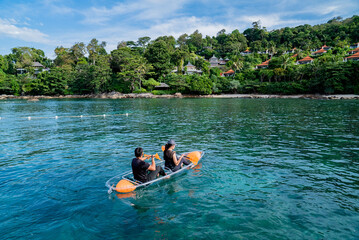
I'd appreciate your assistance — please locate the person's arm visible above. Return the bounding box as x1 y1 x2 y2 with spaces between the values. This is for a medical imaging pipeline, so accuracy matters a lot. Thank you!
147 155 156 171
173 152 184 166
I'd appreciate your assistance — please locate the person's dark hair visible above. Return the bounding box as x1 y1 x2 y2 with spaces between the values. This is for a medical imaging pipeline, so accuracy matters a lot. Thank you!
164 143 173 151
135 147 143 157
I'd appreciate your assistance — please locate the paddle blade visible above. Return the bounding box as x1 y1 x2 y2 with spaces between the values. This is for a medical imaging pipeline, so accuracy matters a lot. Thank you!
161 145 165 151
115 179 136 193
185 151 202 165
154 153 161 161
144 153 161 161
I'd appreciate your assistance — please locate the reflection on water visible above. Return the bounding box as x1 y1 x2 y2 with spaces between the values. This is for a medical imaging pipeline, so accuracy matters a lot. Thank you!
0 98 359 239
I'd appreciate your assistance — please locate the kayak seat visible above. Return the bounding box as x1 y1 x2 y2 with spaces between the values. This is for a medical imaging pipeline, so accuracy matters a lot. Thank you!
124 176 143 184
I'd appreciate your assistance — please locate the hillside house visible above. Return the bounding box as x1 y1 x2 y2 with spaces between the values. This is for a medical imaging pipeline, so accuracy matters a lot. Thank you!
184 62 202 75
348 47 359 55
297 56 314 64
257 49 269 54
221 69 235 77
218 58 227 65
240 49 252 56
313 48 327 55
291 54 298 59
256 59 271 69
322 45 331 51
209 55 219 67
350 43 359 49
16 62 48 75
344 52 359 61
154 82 170 90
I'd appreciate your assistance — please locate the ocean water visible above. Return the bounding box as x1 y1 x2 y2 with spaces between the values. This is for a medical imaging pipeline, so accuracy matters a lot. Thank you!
0 98 358 239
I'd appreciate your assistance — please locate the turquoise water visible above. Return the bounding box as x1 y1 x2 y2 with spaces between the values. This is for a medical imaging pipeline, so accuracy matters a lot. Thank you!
0 98 358 239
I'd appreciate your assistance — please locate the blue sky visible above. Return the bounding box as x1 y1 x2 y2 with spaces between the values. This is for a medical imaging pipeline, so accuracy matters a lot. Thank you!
0 0 358 58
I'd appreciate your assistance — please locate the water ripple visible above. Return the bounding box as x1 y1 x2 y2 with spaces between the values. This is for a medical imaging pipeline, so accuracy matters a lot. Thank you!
1 99 359 239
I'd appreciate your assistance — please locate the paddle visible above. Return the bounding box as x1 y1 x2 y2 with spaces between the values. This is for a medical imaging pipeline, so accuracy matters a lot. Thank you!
144 153 162 161
161 145 199 165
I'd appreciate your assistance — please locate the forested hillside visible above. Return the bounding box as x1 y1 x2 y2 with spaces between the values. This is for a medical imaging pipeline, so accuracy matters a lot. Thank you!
1 15 359 95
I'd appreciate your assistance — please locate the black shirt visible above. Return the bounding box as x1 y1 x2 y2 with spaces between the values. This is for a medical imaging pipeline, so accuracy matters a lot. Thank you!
164 150 176 170
132 158 150 183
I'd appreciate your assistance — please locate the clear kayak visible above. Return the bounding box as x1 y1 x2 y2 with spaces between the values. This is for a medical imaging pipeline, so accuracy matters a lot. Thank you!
106 151 204 194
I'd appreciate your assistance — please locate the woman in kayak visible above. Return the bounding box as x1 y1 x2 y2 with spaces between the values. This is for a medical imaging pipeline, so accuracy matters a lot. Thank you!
132 147 166 183
163 139 190 172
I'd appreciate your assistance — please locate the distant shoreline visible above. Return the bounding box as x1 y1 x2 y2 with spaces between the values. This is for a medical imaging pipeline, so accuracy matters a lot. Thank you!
1 92 359 100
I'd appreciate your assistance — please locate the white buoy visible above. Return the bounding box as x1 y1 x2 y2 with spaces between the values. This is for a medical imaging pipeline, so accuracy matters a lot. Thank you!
103 114 106 118
55 116 58 119
0 117 2 120
126 113 129 116
80 115 83 118
28 116 31 120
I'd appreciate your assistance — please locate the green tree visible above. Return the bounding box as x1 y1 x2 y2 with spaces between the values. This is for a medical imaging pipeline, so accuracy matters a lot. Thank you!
111 47 153 91
144 40 173 78
87 38 107 65
142 78 160 91
70 42 87 63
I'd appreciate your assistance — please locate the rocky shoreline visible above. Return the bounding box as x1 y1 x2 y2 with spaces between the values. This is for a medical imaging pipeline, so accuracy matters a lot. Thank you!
0 92 358 100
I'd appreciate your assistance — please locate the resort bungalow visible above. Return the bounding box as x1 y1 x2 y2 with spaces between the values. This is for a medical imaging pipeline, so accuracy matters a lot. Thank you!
16 68 26 75
240 49 252 56
350 43 359 49
344 52 359 62
257 49 269 54
218 58 227 65
297 56 314 64
256 59 271 69
322 45 331 51
312 48 327 55
312 45 331 55
32 62 46 75
184 62 202 75
348 47 359 55
16 61 48 75
221 69 235 77
154 82 170 90
209 55 219 68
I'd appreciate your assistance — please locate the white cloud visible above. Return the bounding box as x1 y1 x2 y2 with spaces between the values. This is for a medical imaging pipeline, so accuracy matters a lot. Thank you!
236 14 305 29
0 18 50 44
81 0 190 25
141 16 230 38
41 0 74 14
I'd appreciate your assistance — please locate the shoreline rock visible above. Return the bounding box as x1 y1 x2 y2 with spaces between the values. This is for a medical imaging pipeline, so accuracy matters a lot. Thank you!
0 92 358 100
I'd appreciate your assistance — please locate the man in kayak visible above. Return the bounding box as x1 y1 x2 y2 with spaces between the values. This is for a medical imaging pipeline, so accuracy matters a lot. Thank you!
132 147 166 183
163 139 190 172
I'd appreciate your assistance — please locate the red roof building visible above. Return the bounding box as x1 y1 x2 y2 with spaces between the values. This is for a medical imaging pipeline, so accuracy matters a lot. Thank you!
348 47 359 54
313 48 327 55
241 49 252 56
297 56 314 64
322 45 330 50
256 59 271 69
345 52 359 61
222 69 235 77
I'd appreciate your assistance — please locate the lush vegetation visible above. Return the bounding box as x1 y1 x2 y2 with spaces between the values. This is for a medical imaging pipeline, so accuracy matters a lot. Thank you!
1 16 359 96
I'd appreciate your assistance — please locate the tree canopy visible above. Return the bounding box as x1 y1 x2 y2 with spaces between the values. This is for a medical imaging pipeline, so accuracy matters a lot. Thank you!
0 15 359 96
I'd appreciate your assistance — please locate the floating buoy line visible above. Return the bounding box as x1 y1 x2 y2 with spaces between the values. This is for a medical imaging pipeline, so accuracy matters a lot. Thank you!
0 113 129 121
